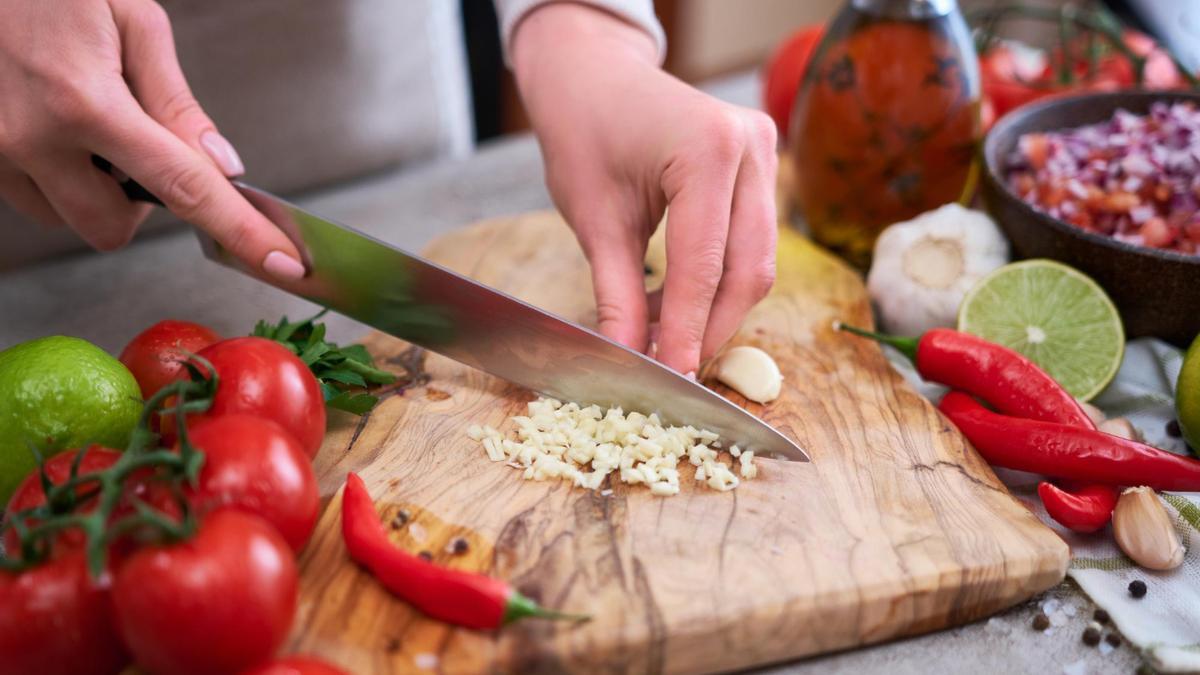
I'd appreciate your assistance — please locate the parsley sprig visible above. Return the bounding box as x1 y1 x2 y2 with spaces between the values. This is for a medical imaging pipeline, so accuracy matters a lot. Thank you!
252 312 396 415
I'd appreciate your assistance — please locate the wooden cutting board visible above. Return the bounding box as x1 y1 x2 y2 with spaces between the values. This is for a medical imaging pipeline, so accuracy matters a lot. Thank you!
288 211 1068 673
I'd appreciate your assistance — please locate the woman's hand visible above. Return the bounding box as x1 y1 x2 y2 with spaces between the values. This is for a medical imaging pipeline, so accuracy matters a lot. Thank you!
0 0 305 280
511 4 778 376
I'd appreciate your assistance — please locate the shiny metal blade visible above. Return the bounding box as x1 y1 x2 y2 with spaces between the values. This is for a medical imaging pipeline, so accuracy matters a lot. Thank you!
197 183 808 461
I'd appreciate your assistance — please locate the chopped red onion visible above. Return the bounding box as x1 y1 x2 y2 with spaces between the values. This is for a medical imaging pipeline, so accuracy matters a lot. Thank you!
1005 102 1200 255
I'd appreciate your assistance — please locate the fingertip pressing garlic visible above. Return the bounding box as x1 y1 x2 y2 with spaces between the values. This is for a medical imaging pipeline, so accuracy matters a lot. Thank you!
1113 486 1184 571
713 346 782 403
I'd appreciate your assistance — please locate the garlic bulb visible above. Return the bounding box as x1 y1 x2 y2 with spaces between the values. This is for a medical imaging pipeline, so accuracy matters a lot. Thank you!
867 204 1009 336
713 346 782 403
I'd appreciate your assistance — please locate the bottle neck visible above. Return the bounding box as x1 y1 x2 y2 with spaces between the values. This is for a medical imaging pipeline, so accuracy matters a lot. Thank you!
851 0 957 19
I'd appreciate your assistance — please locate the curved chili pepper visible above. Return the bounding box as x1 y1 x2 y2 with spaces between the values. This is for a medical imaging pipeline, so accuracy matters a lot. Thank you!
836 324 1094 427
1037 482 1119 533
837 323 1119 530
939 392 1200 491
340 473 586 630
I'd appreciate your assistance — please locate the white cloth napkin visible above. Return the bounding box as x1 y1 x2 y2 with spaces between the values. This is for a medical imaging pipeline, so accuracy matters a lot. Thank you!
892 338 1198 672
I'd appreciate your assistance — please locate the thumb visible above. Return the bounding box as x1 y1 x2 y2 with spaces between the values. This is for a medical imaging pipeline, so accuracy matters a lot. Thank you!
111 0 244 177
581 231 651 353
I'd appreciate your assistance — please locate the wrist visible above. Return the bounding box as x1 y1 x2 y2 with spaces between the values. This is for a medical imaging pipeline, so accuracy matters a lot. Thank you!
511 3 658 88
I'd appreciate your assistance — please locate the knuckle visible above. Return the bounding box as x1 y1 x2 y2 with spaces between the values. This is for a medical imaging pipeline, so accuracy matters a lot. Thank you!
702 111 745 163
746 110 778 149
688 243 727 283
157 88 206 128
744 262 777 299
595 299 628 327
135 1 173 33
159 162 211 217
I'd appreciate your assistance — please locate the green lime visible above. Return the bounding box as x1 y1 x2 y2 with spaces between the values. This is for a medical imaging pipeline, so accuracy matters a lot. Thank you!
957 259 1124 401
0 336 142 504
1178 333 1200 452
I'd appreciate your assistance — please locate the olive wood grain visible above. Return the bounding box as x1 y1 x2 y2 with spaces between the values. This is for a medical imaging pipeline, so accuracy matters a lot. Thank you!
289 211 1068 673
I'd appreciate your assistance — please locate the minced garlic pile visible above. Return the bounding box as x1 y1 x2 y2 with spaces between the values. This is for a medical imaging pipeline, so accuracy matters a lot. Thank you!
467 397 756 496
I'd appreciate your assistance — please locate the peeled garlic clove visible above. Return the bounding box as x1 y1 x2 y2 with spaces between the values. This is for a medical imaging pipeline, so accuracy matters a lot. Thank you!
1078 400 1106 427
713 346 782 403
1099 417 1142 442
1112 486 1184 571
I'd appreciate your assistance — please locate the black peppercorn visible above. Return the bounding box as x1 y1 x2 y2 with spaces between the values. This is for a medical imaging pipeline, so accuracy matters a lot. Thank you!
1032 612 1051 631
1105 633 1121 648
418 550 433 561
1082 625 1102 646
1129 580 1147 599
451 537 469 555
1167 419 1182 437
1093 608 1110 624
391 509 411 529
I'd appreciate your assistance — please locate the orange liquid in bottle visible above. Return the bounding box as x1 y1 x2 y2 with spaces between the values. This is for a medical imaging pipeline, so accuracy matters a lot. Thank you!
789 0 981 269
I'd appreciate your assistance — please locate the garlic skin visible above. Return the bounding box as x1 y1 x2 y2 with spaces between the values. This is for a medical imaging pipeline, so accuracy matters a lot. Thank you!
867 203 1009 336
713 346 782 403
1113 486 1184 571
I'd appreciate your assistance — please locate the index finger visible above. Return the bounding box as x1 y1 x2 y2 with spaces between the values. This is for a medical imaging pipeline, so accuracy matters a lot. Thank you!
86 97 306 281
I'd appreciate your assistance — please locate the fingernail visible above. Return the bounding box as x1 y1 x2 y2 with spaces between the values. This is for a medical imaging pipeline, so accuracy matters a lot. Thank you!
684 371 697 381
200 130 245 177
262 250 306 281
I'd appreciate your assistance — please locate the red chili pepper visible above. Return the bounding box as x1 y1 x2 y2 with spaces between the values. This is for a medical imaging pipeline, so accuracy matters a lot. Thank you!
340 473 586 630
837 323 1120 530
1037 482 1119 533
837 324 1094 427
939 392 1200 491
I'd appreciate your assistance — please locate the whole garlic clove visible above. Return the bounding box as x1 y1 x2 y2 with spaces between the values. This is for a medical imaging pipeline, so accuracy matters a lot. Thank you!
1112 486 1185 571
713 346 782 403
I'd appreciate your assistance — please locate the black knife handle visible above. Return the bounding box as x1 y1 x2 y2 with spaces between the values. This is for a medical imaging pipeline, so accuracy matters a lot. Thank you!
91 155 164 206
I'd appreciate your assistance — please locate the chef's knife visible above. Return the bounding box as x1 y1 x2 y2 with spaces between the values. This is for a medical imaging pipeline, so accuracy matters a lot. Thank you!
99 164 807 461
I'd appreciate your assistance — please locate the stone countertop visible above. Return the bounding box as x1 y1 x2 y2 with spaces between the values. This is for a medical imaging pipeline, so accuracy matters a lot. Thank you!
0 74 1143 675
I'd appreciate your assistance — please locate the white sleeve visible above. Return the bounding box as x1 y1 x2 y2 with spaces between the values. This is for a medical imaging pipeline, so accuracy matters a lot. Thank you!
493 0 667 65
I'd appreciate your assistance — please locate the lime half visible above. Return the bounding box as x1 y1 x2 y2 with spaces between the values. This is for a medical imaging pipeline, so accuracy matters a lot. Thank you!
958 260 1124 401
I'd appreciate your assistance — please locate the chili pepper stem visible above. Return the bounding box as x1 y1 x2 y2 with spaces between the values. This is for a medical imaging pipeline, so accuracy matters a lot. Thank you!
832 322 920 362
503 590 591 625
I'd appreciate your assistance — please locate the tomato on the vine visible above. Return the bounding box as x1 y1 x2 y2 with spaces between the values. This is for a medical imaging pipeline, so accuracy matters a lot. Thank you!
241 656 350 675
0 551 129 675
184 414 319 552
112 508 298 675
3 446 122 554
165 337 326 458
119 320 221 399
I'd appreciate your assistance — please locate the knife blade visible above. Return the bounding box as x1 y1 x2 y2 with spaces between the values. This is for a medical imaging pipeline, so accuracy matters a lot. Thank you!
194 183 808 461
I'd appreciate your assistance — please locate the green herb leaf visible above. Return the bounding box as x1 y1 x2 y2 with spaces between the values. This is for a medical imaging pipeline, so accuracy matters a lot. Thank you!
326 391 381 415
254 312 396 416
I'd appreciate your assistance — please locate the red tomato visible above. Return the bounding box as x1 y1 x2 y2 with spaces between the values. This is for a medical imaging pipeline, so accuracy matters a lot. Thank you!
112 509 298 675
184 414 319 552
166 337 326 458
762 24 824 141
240 656 349 675
120 320 221 399
0 551 130 675
3 446 122 554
